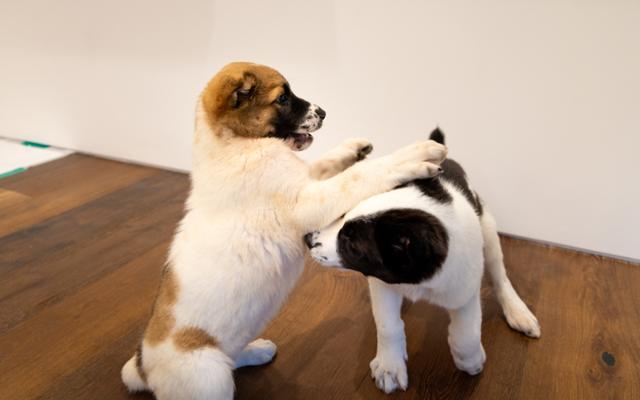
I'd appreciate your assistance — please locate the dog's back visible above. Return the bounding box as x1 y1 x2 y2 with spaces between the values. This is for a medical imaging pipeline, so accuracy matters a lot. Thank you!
385 129 486 306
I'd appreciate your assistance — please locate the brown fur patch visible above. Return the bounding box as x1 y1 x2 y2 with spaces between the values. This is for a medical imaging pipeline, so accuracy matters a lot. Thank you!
144 267 179 345
201 62 287 138
135 345 147 383
173 327 218 352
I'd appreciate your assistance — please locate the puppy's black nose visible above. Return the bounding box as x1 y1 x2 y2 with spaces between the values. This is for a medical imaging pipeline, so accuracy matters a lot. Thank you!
303 232 315 249
315 107 326 120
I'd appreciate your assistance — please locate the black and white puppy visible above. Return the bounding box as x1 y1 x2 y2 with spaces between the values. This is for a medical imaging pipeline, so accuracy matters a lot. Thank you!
306 129 541 394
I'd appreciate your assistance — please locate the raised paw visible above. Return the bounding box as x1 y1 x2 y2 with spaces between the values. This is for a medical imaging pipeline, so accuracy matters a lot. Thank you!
423 139 448 164
356 143 373 160
503 299 541 338
451 344 486 375
394 140 447 165
370 352 408 394
388 140 447 182
341 138 373 161
235 338 277 368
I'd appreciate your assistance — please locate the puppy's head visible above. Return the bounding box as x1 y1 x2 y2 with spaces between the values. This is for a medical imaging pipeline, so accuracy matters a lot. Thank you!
201 62 325 151
306 209 448 284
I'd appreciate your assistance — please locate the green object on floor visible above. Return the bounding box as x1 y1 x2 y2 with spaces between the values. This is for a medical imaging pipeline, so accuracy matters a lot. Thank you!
22 141 50 148
0 167 27 179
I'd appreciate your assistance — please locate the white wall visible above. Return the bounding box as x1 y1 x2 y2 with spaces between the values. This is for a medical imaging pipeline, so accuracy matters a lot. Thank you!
1 0 639 260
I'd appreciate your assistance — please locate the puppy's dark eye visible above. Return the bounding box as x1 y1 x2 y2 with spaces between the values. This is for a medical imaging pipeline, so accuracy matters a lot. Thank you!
275 93 289 105
339 213 346 220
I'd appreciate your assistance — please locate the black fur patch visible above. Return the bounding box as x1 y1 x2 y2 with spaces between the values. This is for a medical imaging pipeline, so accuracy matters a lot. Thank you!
337 209 448 284
269 85 312 139
438 159 483 215
411 175 452 204
429 126 446 145
474 191 483 216
402 128 483 215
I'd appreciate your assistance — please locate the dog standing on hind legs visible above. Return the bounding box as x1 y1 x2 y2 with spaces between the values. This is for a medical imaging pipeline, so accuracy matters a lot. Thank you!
120 62 447 400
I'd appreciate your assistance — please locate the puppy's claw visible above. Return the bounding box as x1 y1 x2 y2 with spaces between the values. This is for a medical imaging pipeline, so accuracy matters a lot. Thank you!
370 353 408 393
341 138 374 162
425 162 443 177
357 143 374 160
504 305 541 338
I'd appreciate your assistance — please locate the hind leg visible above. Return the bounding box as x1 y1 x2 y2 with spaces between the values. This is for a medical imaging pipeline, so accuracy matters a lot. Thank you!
481 210 541 338
235 338 277 368
447 292 486 375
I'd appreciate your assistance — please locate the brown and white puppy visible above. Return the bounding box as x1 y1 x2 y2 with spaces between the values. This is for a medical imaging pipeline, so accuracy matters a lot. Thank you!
121 62 447 400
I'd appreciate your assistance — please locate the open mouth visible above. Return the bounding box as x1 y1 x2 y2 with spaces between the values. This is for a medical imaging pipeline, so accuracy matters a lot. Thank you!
284 132 314 151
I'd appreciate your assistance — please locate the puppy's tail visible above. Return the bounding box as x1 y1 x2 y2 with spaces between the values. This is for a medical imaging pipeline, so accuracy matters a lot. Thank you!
134 345 235 400
429 127 446 145
122 349 148 393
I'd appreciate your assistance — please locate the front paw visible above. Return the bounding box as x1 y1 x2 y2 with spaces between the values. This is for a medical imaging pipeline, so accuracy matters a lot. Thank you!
426 139 447 164
451 344 486 375
370 352 408 394
388 140 447 182
341 138 373 161
395 140 447 165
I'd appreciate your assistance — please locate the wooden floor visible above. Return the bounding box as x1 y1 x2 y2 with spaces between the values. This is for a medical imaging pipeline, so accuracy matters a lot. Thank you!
1 154 638 400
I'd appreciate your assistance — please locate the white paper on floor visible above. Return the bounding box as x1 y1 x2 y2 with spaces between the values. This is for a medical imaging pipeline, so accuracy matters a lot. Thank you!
0 137 72 178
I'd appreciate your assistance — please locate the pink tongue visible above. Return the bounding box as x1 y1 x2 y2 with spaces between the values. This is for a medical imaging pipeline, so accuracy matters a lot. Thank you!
295 133 312 149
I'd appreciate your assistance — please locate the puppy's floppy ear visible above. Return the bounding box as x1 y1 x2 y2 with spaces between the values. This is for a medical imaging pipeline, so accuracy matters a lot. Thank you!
390 235 411 253
229 73 257 108
375 216 415 266
373 209 448 283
